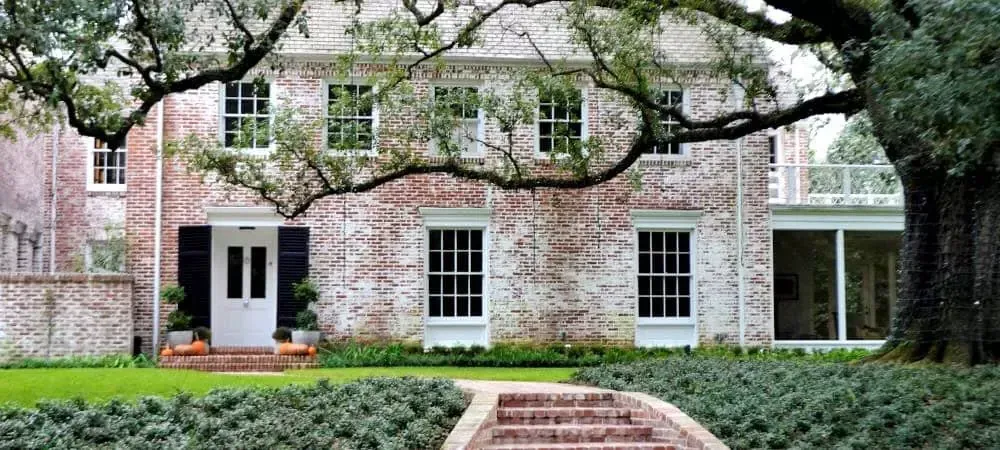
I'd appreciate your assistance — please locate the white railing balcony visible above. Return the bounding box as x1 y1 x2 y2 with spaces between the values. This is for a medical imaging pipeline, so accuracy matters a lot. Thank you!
769 164 903 207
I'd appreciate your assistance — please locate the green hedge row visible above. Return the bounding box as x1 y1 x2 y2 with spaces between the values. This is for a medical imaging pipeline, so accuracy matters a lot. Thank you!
0 354 155 370
575 359 1000 449
318 342 871 367
0 377 465 450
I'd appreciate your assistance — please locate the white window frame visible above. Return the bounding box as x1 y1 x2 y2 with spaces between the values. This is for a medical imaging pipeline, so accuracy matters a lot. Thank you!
429 82 484 157
643 87 690 159
420 207 490 326
218 79 276 154
767 129 782 170
323 80 379 157
534 86 589 158
86 137 127 192
631 210 700 326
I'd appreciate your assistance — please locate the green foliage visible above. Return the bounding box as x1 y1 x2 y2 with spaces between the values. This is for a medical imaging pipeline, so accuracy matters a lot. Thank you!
317 342 869 368
292 278 321 331
295 310 319 332
871 0 1000 175
576 359 1000 449
0 378 465 450
271 327 292 342
192 327 211 343
159 285 186 305
0 354 154 370
165 310 192 332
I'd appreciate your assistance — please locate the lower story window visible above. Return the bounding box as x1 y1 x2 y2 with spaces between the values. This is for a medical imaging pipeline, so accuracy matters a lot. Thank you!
428 229 484 318
638 230 692 318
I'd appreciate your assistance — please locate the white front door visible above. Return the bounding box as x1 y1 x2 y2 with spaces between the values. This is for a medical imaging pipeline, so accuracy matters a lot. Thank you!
211 227 278 346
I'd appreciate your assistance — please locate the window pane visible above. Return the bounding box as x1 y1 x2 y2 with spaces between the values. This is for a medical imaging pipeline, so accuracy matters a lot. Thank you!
653 254 665 274
470 275 483 296
443 230 455 250
226 99 239 114
429 251 442 273
457 230 469 249
470 230 483 250
638 298 650 317
678 233 690 252
457 296 469 316
443 297 455 316
651 277 664 296
430 230 441 250
470 252 482 273
639 253 650 274
773 230 838 340
651 298 664 317
227 246 243 299
429 274 442 295
666 297 677 317
845 231 901 340
638 275 650 296
678 297 691 317
250 246 266 299
470 296 483 316
226 82 239 97
457 252 469 272
639 232 650 252
429 296 441 317
651 232 664 251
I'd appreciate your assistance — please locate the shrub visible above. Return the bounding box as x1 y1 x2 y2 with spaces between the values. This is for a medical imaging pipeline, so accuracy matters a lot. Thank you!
161 285 192 332
0 378 466 449
192 327 211 343
271 327 292 343
293 278 321 331
0 354 155 370
574 359 1000 449
317 342 870 368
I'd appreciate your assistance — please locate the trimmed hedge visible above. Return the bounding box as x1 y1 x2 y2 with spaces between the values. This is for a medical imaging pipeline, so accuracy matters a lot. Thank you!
0 354 155 370
575 359 1000 449
318 342 870 367
0 377 465 450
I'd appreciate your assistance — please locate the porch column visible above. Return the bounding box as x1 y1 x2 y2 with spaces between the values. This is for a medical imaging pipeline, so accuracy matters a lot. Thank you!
835 229 847 341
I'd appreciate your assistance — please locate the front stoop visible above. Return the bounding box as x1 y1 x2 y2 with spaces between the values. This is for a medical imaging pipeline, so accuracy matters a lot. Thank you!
444 392 729 450
158 346 319 372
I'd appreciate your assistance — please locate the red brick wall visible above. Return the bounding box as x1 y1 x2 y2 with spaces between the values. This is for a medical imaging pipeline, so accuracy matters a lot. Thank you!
112 64 774 350
0 273 133 360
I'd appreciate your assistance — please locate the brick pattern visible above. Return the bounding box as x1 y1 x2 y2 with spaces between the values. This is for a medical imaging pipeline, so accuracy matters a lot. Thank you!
158 346 319 372
0 273 133 361
456 392 728 449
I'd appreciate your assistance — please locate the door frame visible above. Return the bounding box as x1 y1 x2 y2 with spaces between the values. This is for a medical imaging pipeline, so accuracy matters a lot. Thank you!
210 226 279 346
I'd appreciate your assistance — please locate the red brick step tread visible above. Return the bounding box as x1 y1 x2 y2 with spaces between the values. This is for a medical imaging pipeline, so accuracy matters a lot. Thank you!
481 444 677 450
497 407 635 425
490 424 654 444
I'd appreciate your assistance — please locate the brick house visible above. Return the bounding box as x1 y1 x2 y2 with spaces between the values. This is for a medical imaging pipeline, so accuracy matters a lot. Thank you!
0 2 904 356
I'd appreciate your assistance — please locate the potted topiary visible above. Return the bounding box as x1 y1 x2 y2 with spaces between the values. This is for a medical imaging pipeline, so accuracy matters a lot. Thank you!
162 285 193 348
291 278 322 346
272 326 292 354
192 326 211 356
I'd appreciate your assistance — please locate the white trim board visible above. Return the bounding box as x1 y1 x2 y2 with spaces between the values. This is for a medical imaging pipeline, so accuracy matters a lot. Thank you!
420 207 490 227
630 209 702 228
205 207 285 227
771 207 904 230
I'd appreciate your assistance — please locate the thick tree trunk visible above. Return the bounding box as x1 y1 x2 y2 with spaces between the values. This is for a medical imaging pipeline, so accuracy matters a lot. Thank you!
874 162 1000 365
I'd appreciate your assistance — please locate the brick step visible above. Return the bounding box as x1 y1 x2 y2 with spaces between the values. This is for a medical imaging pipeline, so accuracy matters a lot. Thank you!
158 362 319 372
490 424 654 444
161 354 316 363
482 443 676 450
499 393 618 408
497 407 636 425
209 346 277 355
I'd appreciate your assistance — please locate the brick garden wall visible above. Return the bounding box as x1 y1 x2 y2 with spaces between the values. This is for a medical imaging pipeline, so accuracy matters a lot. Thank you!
0 273 133 361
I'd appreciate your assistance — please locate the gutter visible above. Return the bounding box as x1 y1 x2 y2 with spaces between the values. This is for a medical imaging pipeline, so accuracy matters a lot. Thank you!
733 83 746 347
48 124 60 273
151 100 165 353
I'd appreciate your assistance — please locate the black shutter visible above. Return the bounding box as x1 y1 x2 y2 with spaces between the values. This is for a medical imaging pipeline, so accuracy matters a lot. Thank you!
277 226 310 327
177 226 212 328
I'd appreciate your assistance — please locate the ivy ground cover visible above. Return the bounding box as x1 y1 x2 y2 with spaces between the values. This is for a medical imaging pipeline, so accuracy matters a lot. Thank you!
0 377 465 449
575 359 1000 449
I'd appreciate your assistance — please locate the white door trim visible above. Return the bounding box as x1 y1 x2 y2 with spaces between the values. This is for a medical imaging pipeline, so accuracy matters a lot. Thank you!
211 226 278 346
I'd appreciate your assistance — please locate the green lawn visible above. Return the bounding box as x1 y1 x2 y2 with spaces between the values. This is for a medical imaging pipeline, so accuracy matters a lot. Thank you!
0 366 575 407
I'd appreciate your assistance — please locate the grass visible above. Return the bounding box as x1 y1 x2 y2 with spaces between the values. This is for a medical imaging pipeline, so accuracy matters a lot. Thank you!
0 366 575 407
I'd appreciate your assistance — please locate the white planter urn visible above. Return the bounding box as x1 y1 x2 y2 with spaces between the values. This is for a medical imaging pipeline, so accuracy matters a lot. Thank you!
292 330 321 347
166 330 193 348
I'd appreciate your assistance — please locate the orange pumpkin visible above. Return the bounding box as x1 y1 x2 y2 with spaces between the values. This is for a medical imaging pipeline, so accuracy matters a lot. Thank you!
278 342 293 355
160 348 174 357
191 340 208 355
174 344 194 356
307 346 317 357
292 343 309 354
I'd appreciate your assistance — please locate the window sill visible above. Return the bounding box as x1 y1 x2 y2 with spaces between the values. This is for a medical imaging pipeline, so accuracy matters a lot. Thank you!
426 317 488 326
637 317 695 326
638 156 693 168
86 185 127 195
426 155 486 165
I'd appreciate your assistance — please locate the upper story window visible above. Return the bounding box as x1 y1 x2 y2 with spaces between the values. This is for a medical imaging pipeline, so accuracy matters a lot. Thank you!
638 230 692 318
537 87 584 154
222 81 271 149
327 83 376 153
768 134 779 171
433 86 481 155
647 89 685 155
88 138 126 191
